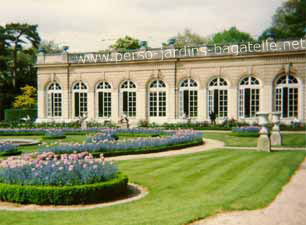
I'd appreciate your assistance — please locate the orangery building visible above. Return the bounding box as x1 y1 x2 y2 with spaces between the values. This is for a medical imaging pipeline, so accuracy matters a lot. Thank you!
35 39 306 125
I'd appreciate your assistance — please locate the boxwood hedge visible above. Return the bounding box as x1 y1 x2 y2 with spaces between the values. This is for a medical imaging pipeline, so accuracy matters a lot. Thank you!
0 173 128 205
92 138 204 157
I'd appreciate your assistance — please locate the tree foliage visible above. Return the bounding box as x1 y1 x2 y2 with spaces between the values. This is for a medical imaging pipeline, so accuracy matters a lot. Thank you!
259 0 306 40
210 26 255 44
13 85 37 109
0 23 40 120
174 28 208 48
110 36 140 51
39 40 64 54
4 23 41 88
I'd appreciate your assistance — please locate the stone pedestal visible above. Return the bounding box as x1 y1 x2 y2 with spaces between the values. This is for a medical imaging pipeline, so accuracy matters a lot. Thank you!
81 120 87 129
120 122 129 129
256 112 271 152
79 113 88 129
270 112 282 146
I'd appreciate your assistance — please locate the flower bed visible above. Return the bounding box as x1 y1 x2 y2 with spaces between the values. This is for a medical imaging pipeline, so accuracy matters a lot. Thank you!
39 129 204 156
0 128 105 136
0 152 128 205
0 143 21 156
42 130 66 140
231 127 260 137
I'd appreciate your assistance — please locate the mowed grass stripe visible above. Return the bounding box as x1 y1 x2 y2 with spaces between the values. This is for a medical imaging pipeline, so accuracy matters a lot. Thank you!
148 153 244 194
180 152 268 196
119 150 226 176
225 151 305 210
144 150 239 178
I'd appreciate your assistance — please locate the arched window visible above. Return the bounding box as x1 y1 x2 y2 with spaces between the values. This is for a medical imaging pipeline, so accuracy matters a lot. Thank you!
239 76 260 118
96 81 112 118
73 81 88 117
120 80 136 117
179 79 198 118
47 82 62 118
275 75 299 118
148 80 166 117
208 78 228 118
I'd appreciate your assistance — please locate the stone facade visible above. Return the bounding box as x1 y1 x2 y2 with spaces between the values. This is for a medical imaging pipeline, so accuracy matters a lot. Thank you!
35 43 306 125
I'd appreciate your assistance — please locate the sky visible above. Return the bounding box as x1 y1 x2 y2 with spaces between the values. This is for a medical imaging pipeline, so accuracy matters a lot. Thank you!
0 0 286 52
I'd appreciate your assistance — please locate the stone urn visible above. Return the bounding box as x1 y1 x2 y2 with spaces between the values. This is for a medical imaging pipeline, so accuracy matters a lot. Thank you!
270 112 282 146
256 112 271 152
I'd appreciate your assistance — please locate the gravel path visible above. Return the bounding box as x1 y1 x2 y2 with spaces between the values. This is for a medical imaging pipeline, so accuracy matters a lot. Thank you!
223 146 306 151
191 159 306 225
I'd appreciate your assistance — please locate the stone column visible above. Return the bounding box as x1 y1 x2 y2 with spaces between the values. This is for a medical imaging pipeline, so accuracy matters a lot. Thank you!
270 112 282 145
111 90 119 124
228 87 238 120
87 90 95 120
256 112 271 152
167 88 176 123
198 88 205 121
136 89 146 122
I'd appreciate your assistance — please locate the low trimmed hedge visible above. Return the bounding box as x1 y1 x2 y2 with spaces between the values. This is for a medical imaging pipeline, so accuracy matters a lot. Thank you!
42 135 66 140
0 173 128 205
230 132 259 137
0 150 22 157
0 143 21 157
92 138 204 157
231 127 260 137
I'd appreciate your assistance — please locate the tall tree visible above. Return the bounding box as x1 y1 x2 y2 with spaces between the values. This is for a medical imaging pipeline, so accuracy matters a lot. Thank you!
175 28 208 48
259 0 306 40
39 40 64 54
5 23 40 88
210 27 255 45
0 25 11 85
110 36 140 52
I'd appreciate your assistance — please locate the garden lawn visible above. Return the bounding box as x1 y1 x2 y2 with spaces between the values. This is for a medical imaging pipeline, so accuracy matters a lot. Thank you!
203 133 306 148
0 149 305 225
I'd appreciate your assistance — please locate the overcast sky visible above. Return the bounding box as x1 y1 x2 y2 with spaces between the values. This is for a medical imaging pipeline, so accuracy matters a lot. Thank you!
0 0 286 52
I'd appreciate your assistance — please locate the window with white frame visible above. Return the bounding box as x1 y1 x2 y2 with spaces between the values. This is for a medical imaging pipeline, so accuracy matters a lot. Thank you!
149 80 166 117
120 80 136 117
47 82 62 118
73 81 88 117
239 76 260 118
179 79 198 118
275 75 299 118
208 78 228 118
96 81 112 118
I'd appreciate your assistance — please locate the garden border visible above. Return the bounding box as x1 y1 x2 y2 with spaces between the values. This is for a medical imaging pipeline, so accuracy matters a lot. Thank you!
0 173 128 205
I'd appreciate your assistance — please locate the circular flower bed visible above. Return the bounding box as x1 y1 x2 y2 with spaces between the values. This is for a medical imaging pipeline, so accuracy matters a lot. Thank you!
231 126 260 137
0 152 128 205
0 143 21 156
39 129 204 156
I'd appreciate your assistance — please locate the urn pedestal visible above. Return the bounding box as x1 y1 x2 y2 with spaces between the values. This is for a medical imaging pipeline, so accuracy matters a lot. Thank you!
270 112 282 146
256 112 271 152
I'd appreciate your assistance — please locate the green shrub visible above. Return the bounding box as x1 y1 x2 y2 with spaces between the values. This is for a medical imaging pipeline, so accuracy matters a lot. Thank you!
4 109 37 122
0 173 128 205
230 132 259 137
92 138 204 157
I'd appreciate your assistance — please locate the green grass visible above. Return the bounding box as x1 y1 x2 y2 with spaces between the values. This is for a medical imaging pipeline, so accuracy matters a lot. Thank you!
203 133 306 148
0 149 304 225
282 134 306 147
